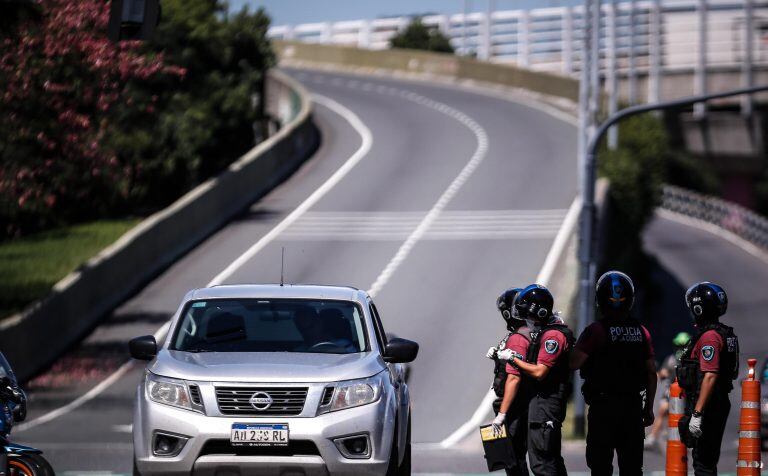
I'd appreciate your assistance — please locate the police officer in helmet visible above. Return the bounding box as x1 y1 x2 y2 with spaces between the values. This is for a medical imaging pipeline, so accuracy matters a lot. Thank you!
507 284 572 476
677 282 739 476
485 288 533 476
569 271 657 475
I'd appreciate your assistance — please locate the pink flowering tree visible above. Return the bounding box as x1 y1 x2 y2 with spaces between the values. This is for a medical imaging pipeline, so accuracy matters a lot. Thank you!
0 0 184 236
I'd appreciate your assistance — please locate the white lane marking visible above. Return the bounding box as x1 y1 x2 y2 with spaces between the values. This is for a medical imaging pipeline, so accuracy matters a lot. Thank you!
282 209 567 240
437 196 581 448
657 208 768 266
367 91 489 298
207 94 373 285
15 322 170 433
16 95 372 432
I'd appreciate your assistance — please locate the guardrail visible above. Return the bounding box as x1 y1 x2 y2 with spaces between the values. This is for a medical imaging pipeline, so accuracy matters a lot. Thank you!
269 1 768 72
0 70 319 382
275 40 580 103
661 184 768 249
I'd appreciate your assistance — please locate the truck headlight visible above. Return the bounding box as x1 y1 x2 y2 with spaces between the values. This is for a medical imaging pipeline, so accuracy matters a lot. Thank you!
321 372 384 413
146 373 194 411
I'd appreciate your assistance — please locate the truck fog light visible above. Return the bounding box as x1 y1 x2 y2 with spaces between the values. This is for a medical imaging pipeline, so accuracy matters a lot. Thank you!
152 431 188 457
334 434 370 459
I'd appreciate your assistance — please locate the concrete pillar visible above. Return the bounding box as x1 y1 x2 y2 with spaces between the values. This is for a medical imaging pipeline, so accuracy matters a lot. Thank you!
358 20 371 49
648 0 662 104
694 0 708 118
608 0 619 149
563 7 574 75
628 0 638 104
742 0 754 117
518 10 530 67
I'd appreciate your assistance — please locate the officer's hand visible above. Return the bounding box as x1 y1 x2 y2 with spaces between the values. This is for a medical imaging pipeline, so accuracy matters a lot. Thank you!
689 414 703 438
642 407 655 427
486 347 497 360
492 412 506 435
497 349 523 362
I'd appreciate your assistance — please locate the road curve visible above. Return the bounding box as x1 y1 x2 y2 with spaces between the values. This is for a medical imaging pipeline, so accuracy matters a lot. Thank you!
15 68 578 474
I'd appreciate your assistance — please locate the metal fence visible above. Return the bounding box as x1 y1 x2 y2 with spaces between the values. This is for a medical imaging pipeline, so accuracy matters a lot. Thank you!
662 184 768 249
269 1 768 103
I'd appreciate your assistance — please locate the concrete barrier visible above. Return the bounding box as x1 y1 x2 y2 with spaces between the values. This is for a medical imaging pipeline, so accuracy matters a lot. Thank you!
274 41 579 103
0 70 319 382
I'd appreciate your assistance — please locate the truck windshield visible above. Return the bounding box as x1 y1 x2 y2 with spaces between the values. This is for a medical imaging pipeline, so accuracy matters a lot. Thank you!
171 299 367 354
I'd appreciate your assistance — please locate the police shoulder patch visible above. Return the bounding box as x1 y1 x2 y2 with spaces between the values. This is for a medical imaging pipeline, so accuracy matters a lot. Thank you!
544 339 559 354
701 345 715 361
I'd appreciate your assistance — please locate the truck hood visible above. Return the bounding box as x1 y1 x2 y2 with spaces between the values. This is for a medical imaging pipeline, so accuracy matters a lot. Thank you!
149 350 387 383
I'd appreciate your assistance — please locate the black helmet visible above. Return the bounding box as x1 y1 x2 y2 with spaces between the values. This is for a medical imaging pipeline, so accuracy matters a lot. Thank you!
596 270 635 316
685 282 727 324
514 284 554 323
497 288 523 329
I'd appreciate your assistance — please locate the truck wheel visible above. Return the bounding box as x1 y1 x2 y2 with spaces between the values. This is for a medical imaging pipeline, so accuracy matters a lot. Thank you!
397 415 412 476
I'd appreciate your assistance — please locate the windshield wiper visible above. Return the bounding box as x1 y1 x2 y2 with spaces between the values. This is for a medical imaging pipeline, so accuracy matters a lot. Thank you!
184 347 214 353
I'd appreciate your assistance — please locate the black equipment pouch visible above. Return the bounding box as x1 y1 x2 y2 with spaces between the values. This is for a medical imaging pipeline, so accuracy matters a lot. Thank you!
677 414 698 448
479 424 515 472
676 357 699 394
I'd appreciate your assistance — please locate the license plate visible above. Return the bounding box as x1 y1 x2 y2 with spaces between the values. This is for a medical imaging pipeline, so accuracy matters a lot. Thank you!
231 423 289 446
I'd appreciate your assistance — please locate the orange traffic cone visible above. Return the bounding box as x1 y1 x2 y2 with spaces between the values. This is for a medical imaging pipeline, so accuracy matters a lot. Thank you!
666 379 688 476
737 358 762 475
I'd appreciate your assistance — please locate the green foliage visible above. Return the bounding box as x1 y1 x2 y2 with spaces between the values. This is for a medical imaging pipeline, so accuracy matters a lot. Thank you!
108 0 276 210
598 114 669 274
389 18 454 54
0 219 139 318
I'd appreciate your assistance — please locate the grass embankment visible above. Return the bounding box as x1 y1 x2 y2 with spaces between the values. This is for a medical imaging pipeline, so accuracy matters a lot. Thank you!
0 219 139 319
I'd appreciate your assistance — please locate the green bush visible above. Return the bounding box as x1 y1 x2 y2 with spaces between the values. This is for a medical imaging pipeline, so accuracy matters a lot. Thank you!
106 0 276 211
598 114 669 274
389 18 454 54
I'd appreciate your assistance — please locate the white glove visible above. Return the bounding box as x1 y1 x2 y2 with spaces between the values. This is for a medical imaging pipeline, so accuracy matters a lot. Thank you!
689 414 703 438
497 349 522 361
492 412 506 434
486 347 497 359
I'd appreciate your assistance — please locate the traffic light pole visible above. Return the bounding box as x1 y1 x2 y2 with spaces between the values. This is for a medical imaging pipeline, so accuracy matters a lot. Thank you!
573 84 768 437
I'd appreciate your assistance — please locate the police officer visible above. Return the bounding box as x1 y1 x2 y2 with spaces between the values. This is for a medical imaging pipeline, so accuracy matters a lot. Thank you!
508 284 572 476
677 282 739 476
486 288 533 476
569 271 657 475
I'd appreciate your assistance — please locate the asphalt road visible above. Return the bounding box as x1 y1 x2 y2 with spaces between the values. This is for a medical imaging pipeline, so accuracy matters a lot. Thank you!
13 68 579 474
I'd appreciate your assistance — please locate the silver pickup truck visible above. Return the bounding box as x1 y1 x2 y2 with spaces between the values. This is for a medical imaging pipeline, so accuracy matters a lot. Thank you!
129 284 418 476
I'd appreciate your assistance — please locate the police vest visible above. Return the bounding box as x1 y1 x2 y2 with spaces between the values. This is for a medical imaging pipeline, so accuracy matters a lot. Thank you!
492 327 532 398
528 323 574 396
581 318 648 399
676 322 739 400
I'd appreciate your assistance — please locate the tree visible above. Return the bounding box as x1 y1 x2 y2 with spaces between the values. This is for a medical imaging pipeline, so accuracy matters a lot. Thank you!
0 0 182 236
106 0 276 209
389 18 454 54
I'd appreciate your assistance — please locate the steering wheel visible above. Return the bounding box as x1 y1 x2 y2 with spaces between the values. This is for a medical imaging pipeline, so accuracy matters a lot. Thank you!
309 341 340 351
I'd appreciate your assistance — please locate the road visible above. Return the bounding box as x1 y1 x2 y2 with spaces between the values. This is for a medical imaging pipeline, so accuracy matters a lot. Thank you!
13 68 578 474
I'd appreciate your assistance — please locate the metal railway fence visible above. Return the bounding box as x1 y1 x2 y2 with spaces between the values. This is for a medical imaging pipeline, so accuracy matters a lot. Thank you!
662 184 768 250
268 1 768 104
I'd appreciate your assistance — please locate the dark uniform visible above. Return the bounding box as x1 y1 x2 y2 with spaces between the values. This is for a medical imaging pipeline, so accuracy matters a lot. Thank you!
527 320 573 476
677 322 739 476
492 328 533 476
577 317 654 475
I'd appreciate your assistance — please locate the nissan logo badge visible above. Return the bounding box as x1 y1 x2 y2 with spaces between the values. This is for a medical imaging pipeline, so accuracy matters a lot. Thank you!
249 392 273 411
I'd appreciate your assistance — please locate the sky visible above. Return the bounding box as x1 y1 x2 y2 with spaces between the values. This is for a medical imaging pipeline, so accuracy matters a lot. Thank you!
228 1 584 26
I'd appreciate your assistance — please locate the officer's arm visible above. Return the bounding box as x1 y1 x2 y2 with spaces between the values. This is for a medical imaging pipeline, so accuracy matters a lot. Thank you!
645 359 657 412
511 357 551 380
694 372 718 413
499 374 521 414
569 348 589 370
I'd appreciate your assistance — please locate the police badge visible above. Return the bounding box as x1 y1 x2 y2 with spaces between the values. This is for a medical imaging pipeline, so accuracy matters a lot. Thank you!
544 339 559 354
701 345 715 361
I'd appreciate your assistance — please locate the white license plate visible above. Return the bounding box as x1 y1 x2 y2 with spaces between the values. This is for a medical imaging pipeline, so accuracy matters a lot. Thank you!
231 423 289 446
